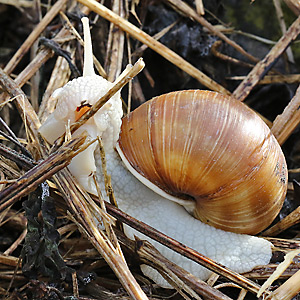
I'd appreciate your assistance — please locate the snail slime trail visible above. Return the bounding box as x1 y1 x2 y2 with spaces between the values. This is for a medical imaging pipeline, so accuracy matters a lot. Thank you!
39 17 287 288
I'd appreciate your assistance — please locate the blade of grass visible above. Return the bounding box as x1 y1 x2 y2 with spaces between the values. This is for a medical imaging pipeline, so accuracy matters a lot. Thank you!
76 0 230 95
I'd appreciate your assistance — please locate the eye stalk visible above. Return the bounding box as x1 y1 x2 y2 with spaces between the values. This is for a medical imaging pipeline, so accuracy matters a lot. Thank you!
82 17 95 77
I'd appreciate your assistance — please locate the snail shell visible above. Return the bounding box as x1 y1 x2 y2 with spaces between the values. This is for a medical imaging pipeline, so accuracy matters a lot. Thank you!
117 90 287 234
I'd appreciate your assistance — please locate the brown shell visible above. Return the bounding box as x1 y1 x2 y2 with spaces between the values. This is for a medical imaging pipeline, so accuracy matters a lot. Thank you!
118 90 287 234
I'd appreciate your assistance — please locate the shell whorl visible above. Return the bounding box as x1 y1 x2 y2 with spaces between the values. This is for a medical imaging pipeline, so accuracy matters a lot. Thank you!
117 90 287 234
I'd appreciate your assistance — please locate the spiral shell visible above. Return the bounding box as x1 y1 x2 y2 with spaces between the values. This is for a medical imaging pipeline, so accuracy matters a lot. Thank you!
117 90 287 234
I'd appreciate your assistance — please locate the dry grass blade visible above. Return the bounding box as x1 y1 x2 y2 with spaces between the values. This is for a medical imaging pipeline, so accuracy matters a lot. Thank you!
195 0 204 15
211 41 256 70
0 143 35 171
38 50 71 123
3 229 27 256
271 84 300 145
233 14 300 102
267 269 300 300
0 68 43 154
0 0 33 7
262 205 300 236
163 0 258 63
105 0 126 82
53 169 149 300
227 74 300 85
59 11 106 77
105 202 268 297
273 0 295 63
52 58 145 151
97 137 118 209
258 249 300 297
0 135 86 212
4 0 68 75
93 139 123 255
283 0 300 15
13 49 54 90
76 0 230 95
135 239 233 300
131 20 179 59
0 254 19 267
0 49 54 131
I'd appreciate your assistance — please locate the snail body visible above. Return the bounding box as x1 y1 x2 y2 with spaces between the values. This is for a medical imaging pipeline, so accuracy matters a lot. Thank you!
99 149 273 287
39 17 286 288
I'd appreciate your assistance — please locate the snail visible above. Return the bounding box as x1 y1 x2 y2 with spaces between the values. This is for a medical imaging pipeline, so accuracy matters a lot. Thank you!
39 17 287 288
